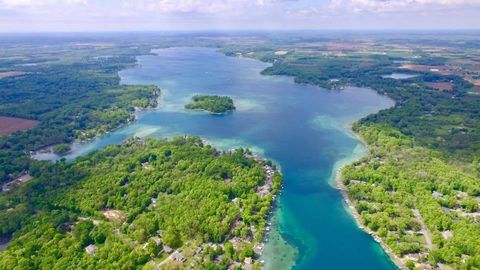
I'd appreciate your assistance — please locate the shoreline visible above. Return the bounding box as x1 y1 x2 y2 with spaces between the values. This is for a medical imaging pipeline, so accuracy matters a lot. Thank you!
31 89 161 161
334 125 407 270
230 48 402 269
185 107 235 115
29 46 399 268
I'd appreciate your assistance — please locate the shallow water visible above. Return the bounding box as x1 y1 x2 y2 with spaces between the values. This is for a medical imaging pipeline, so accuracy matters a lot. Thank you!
37 47 396 269
382 73 418 80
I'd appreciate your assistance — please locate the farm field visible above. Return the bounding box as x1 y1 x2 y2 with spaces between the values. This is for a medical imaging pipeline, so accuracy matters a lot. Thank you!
0 116 39 135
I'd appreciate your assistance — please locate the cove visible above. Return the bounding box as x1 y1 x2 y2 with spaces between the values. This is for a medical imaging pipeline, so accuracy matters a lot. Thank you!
36 47 396 269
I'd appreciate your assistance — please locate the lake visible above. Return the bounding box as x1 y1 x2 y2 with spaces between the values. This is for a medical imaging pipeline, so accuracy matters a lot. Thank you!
36 47 396 269
382 73 418 80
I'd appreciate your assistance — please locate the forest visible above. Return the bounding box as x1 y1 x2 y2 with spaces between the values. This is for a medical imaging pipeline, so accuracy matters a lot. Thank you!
2 34 480 270
0 44 160 184
0 136 281 269
219 37 480 269
259 52 480 162
185 95 236 114
342 124 480 269
226 38 480 269
0 40 282 269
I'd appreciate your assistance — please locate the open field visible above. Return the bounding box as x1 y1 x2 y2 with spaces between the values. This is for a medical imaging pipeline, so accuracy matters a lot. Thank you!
426 82 455 91
0 116 39 135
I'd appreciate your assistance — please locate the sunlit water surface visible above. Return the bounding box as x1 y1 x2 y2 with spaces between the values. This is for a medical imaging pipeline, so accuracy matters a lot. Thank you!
36 47 396 270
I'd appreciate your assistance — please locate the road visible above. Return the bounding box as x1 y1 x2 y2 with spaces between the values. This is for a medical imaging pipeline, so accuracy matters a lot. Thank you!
412 209 433 250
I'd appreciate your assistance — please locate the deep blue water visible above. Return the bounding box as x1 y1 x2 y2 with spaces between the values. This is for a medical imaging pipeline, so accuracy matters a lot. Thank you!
37 47 396 269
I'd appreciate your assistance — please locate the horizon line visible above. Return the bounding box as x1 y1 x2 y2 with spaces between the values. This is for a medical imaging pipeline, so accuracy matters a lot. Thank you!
1 29 480 34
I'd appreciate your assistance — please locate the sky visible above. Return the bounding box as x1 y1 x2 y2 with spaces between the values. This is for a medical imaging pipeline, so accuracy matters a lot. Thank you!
0 0 479 32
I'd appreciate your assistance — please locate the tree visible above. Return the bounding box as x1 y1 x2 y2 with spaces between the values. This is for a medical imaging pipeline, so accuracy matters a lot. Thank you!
72 220 94 247
163 227 182 248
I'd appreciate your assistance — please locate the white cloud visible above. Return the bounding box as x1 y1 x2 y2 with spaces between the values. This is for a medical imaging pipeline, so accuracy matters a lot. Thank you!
0 0 87 9
328 0 480 13
119 0 293 14
0 0 478 31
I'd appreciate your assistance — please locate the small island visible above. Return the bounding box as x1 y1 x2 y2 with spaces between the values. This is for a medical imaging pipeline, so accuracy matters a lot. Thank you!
185 95 235 114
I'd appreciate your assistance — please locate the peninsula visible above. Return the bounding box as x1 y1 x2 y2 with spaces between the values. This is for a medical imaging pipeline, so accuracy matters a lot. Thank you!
0 137 282 269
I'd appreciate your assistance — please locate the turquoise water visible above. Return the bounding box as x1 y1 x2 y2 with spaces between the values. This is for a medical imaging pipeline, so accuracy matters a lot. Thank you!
38 47 396 269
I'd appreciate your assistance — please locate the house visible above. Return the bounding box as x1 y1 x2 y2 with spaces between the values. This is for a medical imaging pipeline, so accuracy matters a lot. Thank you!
349 180 366 185
1 173 33 192
85 244 97 255
150 197 157 208
171 251 186 263
244 257 254 270
152 236 162 246
442 230 453 239
163 246 173 253
253 243 264 254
